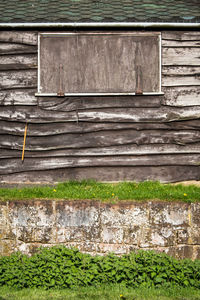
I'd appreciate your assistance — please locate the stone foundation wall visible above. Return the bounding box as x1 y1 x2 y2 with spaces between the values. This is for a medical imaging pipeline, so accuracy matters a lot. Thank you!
0 200 200 259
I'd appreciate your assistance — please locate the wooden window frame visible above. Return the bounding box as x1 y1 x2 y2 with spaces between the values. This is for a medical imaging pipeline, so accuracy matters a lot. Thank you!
36 32 163 96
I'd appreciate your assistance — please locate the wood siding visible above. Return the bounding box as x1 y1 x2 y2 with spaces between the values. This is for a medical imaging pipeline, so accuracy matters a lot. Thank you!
0 30 199 183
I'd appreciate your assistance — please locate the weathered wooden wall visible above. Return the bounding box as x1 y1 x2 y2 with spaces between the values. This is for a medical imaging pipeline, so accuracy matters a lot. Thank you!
0 30 199 183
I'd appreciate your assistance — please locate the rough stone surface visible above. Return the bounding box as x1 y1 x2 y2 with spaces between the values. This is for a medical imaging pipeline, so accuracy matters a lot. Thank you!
0 200 200 259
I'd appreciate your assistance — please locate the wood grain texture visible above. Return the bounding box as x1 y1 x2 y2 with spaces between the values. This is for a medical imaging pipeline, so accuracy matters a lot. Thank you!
0 70 37 89
162 32 200 41
162 87 200 107
0 30 199 183
1 143 200 159
162 75 200 87
162 40 200 47
37 95 162 111
0 43 37 55
0 90 37 106
0 54 37 70
0 106 76 123
0 106 200 123
37 90 199 111
0 129 200 151
0 166 199 183
40 33 160 93
0 154 200 175
162 47 200 66
76 107 200 123
0 31 37 45
162 66 200 76
1 119 199 137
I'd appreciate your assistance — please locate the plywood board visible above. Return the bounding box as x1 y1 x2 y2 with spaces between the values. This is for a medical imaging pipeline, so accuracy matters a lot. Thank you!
39 33 160 94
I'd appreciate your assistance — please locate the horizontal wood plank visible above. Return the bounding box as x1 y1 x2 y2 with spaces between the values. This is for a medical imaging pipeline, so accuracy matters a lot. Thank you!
0 63 37 71
0 54 37 70
0 154 199 175
162 47 200 66
0 70 37 89
1 119 200 137
0 106 200 123
0 43 37 55
162 75 200 87
162 86 200 106
162 66 200 76
1 129 200 151
37 95 162 111
0 31 37 45
1 165 199 183
77 107 200 123
162 40 200 47
162 32 200 41
0 89 198 108
0 106 76 123
0 89 37 106
1 143 200 159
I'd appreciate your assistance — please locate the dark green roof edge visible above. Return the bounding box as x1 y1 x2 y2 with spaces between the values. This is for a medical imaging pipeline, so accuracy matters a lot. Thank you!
0 0 199 25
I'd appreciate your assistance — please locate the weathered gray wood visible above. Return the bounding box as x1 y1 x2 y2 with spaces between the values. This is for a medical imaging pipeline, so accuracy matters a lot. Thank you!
38 95 162 111
0 70 37 89
162 40 200 47
0 106 200 123
162 86 200 107
0 89 37 106
0 63 37 71
38 90 199 111
0 106 76 123
1 143 200 159
0 29 199 184
162 48 200 66
162 32 200 41
0 54 37 70
1 119 200 137
1 165 199 183
1 129 200 151
162 75 200 87
77 107 200 123
40 33 160 93
0 32 37 45
0 154 199 175
0 43 37 55
162 66 200 76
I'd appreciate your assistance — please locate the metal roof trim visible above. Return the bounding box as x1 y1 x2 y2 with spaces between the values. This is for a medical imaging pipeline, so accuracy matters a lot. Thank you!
0 22 199 28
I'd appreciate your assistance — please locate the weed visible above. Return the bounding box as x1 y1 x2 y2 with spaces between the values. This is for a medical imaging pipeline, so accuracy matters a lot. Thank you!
0 180 199 202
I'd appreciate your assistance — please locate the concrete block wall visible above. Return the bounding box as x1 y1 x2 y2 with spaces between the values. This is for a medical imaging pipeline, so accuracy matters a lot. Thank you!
0 200 200 259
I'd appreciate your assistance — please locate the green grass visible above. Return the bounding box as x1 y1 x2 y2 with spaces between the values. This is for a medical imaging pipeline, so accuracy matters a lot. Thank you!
0 285 200 300
0 180 200 202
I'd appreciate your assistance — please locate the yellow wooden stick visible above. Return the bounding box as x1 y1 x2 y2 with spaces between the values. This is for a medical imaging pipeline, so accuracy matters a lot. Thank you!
22 123 28 162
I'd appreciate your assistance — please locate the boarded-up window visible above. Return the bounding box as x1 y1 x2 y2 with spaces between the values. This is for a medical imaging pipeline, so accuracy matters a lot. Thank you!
38 32 161 95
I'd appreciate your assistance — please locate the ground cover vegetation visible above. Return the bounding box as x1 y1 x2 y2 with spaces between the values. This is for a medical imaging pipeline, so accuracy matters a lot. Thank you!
0 246 200 290
0 180 199 202
1 285 200 300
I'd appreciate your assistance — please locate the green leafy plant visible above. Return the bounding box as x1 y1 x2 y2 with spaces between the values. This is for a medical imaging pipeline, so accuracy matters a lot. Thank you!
0 246 200 289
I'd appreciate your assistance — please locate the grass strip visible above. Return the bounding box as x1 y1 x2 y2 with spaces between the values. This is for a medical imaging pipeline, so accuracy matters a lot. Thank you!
0 180 200 202
0 285 200 300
